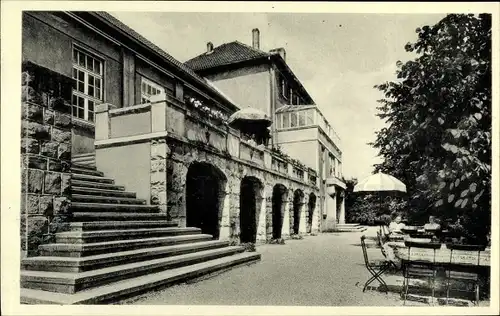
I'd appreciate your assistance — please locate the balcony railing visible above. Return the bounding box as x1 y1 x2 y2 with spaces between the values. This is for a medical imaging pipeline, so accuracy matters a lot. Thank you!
95 94 317 186
275 104 341 151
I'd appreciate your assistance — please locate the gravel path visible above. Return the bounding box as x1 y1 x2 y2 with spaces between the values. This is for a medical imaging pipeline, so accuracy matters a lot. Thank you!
118 227 425 306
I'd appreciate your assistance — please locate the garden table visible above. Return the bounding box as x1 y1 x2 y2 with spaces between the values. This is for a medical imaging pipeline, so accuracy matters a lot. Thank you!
389 242 491 267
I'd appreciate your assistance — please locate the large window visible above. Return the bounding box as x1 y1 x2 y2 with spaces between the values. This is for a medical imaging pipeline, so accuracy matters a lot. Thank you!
141 77 164 104
71 48 103 122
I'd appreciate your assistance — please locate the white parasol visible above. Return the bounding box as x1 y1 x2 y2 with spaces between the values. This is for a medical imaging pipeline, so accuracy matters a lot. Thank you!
354 171 406 193
354 171 406 222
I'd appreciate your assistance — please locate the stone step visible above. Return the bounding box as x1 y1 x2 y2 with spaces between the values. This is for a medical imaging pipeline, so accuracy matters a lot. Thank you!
71 179 125 191
72 194 146 205
69 220 177 231
71 158 95 164
21 252 261 304
334 227 367 232
71 166 104 177
73 153 95 158
72 155 95 160
71 202 158 213
22 240 231 272
71 187 136 198
336 223 362 227
21 246 246 294
71 160 96 167
72 173 114 184
55 227 202 244
70 212 169 222
71 163 97 171
39 234 212 257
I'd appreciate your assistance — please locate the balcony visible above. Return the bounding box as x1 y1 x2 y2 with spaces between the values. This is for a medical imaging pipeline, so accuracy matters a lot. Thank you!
275 104 341 153
94 94 317 186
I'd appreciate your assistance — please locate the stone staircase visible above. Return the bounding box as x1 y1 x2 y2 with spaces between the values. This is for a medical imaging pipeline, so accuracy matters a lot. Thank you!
20 153 261 304
333 223 367 232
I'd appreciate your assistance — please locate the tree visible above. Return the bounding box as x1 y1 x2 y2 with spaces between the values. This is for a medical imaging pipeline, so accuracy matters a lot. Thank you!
372 14 492 243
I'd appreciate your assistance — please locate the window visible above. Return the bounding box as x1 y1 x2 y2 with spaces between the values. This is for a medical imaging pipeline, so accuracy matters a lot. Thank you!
276 114 283 129
290 112 297 127
280 78 287 99
141 77 164 104
298 111 305 126
306 109 314 125
283 112 290 128
71 48 103 122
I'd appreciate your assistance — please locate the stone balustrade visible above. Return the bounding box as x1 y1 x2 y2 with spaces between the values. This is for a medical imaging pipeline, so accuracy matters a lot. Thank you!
94 94 314 184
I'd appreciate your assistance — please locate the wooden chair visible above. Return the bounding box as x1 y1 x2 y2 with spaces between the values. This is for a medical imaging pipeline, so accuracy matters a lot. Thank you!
445 244 485 305
402 240 441 305
376 231 400 271
360 235 391 293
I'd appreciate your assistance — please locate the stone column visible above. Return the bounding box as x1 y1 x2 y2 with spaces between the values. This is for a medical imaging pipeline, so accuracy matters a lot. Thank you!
299 201 307 234
150 139 169 215
325 191 337 231
311 199 320 234
281 197 291 238
256 189 267 242
219 184 231 241
229 182 241 243
339 195 346 224
264 186 274 241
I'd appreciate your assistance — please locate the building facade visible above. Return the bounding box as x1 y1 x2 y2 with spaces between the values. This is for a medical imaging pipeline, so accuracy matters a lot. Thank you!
185 29 346 231
21 11 324 258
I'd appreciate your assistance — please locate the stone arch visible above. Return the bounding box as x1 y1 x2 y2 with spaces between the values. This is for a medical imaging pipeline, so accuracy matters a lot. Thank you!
185 161 227 239
307 192 317 233
292 189 305 235
239 176 264 243
271 183 288 239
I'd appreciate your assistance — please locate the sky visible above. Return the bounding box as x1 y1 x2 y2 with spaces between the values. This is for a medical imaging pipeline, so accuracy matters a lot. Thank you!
110 12 445 180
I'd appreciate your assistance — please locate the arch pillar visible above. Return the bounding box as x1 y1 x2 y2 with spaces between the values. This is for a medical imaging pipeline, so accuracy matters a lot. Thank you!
298 201 307 234
282 195 292 238
256 190 267 242
219 182 232 241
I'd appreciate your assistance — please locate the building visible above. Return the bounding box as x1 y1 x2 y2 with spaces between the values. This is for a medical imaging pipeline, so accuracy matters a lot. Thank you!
20 11 321 303
185 29 346 231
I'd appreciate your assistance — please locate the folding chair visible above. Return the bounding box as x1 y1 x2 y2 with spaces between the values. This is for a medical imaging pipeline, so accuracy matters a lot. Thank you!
445 244 485 305
402 240 441 305
376 231 400 271
360 235 391 293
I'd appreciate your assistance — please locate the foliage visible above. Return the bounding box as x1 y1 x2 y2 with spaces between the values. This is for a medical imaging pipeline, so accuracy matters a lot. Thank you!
371 14 491 243
344 177 412 225
185 96 229 123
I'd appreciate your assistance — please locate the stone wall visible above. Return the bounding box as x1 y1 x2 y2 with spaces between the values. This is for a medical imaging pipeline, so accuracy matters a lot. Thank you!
166 136 320 243
21 61 72 257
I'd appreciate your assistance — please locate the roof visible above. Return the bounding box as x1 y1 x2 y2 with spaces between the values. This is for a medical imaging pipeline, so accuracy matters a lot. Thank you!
184 40 315 105
90 12 240 111
185 41 271 71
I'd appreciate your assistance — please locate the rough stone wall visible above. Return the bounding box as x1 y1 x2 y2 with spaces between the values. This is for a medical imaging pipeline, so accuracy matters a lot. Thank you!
150 139 169 215
21 61 73 257
165 136 319 243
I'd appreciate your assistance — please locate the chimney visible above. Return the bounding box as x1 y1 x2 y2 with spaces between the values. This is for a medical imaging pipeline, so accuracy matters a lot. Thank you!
206 42 214 53
270 47 286 62
252 28 260 49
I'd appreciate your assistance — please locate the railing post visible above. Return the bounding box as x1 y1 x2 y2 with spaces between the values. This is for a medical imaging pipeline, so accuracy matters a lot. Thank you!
95 103 112 141
150 93 167 133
